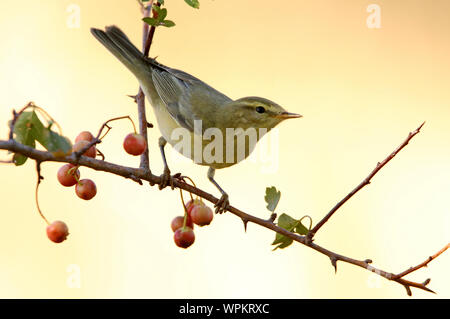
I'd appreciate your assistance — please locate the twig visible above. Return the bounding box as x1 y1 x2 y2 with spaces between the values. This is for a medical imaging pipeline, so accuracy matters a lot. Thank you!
0 123 446 296
74 115 137 160
136 91 150 171
393 244 449 280
95 115 137 139
96 149 106 161
135 0 156 171
307 122 425 241
34 161 49 225
143 1 159 57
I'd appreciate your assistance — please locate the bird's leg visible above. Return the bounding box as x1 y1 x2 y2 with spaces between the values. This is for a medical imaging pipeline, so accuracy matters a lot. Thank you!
207 167 229 214
158 136 175 190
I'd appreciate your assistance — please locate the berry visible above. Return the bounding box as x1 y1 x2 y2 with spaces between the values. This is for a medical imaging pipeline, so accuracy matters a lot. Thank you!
123 133 147 156
174 227 195 248
57 164 80 187
72 140 96 158
190 205 214 226
75 131 94 143
171 215 193 232
186 198 204 215
75 179 97 200
46 221 69 243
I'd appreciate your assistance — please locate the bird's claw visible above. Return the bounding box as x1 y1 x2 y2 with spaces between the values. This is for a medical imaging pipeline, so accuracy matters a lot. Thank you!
159 167 176 190
214 194 229 214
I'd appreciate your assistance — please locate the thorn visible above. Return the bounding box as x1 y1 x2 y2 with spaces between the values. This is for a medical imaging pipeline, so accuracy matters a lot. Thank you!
242 218 248 232
127 94 138 103
128 174 143 185
305 233 314 245
417 121 426 131
330 256 338 273
268 213 277 223
425 287 436 294
147 122 154 128
172 172 181 179
404 285 412 297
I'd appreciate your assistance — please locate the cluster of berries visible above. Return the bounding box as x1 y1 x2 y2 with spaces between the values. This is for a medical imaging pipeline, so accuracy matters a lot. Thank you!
46 130 147 243
171 199 214 249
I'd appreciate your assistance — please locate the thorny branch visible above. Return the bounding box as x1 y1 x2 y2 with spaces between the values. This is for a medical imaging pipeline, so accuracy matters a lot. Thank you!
307 122 426 242
133 0 157 171
0 122 447 296
1 1 446 297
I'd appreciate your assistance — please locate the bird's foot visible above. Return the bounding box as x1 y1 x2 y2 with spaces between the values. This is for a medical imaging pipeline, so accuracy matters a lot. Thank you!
214 193 229 214
159 167 177 190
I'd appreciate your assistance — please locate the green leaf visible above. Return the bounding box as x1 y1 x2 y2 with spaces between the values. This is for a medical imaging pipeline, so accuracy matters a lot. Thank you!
184 0 200 9
271 213 309 250
295 222 309 235
13 112 43 144
12 110 72 164
271 213 296 250
142 17 158 26
12 111 43 166
158 8 167 21
160 20 176 27
272 232 293 250
277 213 297 230
152 5 161 14
265 186 281 212
37 127 72 155
13 149 32 166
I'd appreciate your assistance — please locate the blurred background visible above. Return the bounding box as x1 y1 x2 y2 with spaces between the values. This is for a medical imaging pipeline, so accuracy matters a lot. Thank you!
0 0 448 298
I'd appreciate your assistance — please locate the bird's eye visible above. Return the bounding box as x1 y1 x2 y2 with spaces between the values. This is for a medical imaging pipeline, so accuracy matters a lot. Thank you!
255 106 265 114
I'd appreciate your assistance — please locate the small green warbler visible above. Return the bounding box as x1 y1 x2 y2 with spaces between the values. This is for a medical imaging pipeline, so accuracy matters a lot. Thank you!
91 26 301 213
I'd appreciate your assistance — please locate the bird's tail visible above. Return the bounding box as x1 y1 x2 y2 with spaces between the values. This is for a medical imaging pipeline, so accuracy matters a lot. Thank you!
90 26 150 79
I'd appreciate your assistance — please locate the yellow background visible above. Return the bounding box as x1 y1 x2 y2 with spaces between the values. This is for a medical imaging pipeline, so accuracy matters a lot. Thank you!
0 0 448 298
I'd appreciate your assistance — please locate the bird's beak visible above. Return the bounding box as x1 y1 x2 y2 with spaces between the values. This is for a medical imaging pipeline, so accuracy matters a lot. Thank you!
275 112 303 119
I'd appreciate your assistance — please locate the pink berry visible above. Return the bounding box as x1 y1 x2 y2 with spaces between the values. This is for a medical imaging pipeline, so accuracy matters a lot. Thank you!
75 131 94 143
174 227 195 248
46 221 69 243
186 198 204 215
75 179 97 200
123 133 147 156
171 215 194 232
72 140 96 158
57 164 80 187
191 205 214 226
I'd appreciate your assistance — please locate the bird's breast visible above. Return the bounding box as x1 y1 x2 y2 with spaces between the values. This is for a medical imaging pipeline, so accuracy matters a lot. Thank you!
141 83 260 169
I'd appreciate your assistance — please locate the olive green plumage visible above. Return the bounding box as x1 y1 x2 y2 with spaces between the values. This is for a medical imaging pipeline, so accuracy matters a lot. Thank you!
91 25 301 211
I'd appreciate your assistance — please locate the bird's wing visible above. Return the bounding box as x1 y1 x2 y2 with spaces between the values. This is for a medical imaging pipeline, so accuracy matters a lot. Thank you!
150 63 231 133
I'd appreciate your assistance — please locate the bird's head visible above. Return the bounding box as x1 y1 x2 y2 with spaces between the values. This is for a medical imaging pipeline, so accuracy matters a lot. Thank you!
223 96 302 130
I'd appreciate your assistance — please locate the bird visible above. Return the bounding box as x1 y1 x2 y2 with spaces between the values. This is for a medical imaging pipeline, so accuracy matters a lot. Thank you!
90 26 302 213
